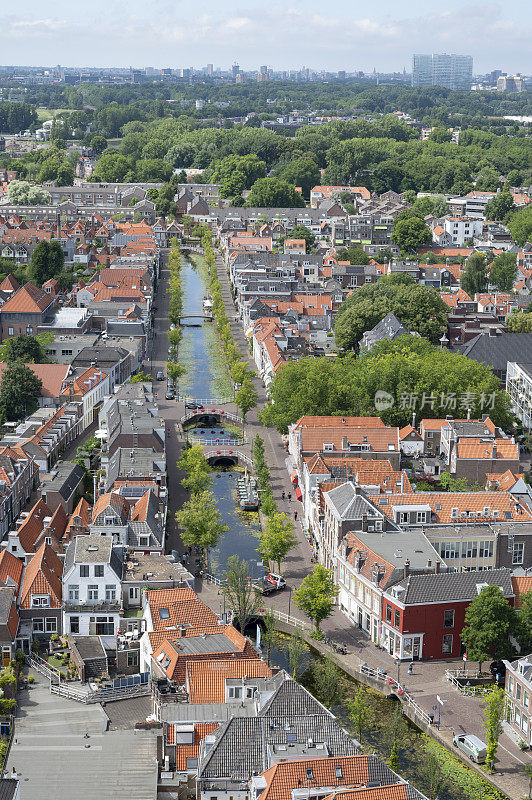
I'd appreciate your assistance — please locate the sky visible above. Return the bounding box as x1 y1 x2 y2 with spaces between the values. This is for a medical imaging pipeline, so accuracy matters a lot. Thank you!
0 0 530 74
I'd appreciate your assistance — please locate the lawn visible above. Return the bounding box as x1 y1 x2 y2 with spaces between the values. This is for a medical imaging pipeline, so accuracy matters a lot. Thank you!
123 608 143 618
36 108 70 122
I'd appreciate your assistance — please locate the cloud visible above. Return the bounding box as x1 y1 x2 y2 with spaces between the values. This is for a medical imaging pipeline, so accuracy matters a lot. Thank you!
0 3 529 72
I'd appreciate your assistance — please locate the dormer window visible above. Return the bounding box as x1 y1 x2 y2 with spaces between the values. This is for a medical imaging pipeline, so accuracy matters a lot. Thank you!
158 608 170 620
31 595 50 608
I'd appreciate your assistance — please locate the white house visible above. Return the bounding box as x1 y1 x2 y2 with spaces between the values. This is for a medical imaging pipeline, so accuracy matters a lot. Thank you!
62 366 110 432
62 534 123 648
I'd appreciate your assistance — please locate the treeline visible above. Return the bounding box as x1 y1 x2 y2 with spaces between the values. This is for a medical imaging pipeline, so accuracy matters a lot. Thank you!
0 102 37 133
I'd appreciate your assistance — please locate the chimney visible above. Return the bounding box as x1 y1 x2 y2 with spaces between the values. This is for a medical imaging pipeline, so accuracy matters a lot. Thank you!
491 444 497 459
427 559 432 569
435 561 440 574
361 513 368 532
403 559 410 579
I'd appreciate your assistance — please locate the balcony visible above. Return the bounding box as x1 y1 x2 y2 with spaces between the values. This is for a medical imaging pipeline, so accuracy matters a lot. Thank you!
64 600 121 613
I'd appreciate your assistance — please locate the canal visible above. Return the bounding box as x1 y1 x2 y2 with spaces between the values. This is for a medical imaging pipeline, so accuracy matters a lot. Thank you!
178 257 262 579
173 257 504 800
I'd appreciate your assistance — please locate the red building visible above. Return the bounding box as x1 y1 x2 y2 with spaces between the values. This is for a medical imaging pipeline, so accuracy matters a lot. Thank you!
380 567 514 661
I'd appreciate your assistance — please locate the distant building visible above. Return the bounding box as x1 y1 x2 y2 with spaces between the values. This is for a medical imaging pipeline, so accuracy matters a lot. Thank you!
497 75 525 92
412 54 473 91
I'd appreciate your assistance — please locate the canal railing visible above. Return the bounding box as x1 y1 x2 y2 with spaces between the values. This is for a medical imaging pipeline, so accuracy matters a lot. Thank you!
445 668 490 696
182 396 234 406
359 664 433 726
265 608 311 633
188 438 246 446
180 409 242 426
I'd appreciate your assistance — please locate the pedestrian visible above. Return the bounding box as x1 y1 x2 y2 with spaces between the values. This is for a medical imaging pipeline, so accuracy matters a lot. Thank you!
288 492 292 501
294 511 298 521
408 662 414 675
281 491 285 500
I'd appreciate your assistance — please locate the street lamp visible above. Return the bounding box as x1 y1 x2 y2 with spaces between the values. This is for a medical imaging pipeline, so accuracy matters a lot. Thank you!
288 587 293 618
395 658 401 686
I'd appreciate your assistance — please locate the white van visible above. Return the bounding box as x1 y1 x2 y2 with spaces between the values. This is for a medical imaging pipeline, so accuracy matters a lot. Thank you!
453 734 488 764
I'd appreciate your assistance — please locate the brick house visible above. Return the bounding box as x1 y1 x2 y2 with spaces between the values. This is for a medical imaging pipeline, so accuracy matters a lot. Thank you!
0 283 55 339
380 568 513 661
504 654 532 746
18 543 63 639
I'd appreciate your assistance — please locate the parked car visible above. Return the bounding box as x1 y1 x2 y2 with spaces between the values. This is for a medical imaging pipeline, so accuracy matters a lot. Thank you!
253 573 286 596
156 370 164 381
165 389 175 400
185 401 204 410
453 734 487 763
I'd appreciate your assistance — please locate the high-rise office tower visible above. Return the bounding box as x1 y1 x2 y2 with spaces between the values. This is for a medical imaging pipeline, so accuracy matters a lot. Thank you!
412 53 473 90
232 63 240 79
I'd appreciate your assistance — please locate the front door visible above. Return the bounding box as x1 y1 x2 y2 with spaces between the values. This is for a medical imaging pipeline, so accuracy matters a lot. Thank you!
413 637 421 660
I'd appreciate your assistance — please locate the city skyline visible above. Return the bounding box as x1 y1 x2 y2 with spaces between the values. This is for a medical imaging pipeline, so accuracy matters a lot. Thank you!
0 0 530 74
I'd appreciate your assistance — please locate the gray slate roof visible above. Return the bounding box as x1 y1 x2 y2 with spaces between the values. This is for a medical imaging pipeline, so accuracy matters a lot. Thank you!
259 673 330 718
325 483 384 520
392 567 513 605
361 312 409 351
460 333 532 372
199 715 359 780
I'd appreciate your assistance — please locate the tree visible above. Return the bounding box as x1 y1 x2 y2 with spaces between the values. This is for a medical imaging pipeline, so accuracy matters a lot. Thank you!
285 631 308 681
235 378 258 424
312 657 344 709
230 361 253 386
261 608 281 666
245 177 305 208
516 591 532 652
506 311 532 333
0 362 42 421
1 334 50 364
388 741 399 772
419 740 447 800
461 585 517 671
336 245 370 265
221 555 261 635
277 157 320 197
28 240 64 285
348 686 370 744
461 252 488 297
90 135 108 155
260 512 297 573
90 152 132 182
56 163 74 186
489 252 517 292
429 127 452 143
508 206 532 247
177 445 212 494
483 688 505 772
6 180 50 206
210 154 267 199
334 276 448 350
167 361 186 384
175 490 227 563
294 564 338 636
289 225 316 252
391 216 432 253
484 191 515 222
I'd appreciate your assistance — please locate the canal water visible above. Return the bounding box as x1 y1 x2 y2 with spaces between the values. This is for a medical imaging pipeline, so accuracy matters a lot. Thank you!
178 259 262 578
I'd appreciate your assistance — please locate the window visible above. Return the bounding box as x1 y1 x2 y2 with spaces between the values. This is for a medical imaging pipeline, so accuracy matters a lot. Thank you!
442 634 453 654
444 610 455 628
158 607 170 620
45 617 57 633
513 543 525 565
80 565 89 577
416 511 427 524
104 516 115 526
139 536 149 547
127 650 138 667
105 585 116 601
323 443 334 451
33 619 44 632
386 604 392 623
394 609 400 628
94 565 104 577
88 585 98 601
517 683 522 701
129 587 139 600
228 686 242 699
70 616 80 634
93 616 114 635
426 431 434 439
7 328 13 337
68 585 79 601
31 595 49 607
479 540 494 559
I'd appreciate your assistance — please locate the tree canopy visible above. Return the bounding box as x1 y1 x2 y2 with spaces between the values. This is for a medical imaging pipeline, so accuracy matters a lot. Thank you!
244 177 305 208
391 216 432 253
0 362 42 422
460 585 516 670
334 275 448 350
261 335 512 432
294 564 338 634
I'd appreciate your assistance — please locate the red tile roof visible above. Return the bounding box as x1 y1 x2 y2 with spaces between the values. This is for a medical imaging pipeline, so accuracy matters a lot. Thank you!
19 543 63 609
167 722 219 767
186 658 271 703
259 756 376 800
0 549 23 594
0 364 70 399
1 283 53 313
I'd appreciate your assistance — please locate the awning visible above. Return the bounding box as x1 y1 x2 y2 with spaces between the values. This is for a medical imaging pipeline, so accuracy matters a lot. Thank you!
290 470 298 484
295 486 303 501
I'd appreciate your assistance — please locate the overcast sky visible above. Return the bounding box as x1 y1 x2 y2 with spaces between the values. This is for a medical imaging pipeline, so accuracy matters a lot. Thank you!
0 1 530 74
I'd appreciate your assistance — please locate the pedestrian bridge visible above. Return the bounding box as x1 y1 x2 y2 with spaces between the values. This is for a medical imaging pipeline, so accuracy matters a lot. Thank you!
203 449 253 468
178 314 213 326
181 409 242 428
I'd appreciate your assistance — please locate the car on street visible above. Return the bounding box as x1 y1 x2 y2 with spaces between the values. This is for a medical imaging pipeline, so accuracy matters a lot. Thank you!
165 389 175 400
453 734 487 763
156 370 164 381
253 573 286 595
185 401 204 410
